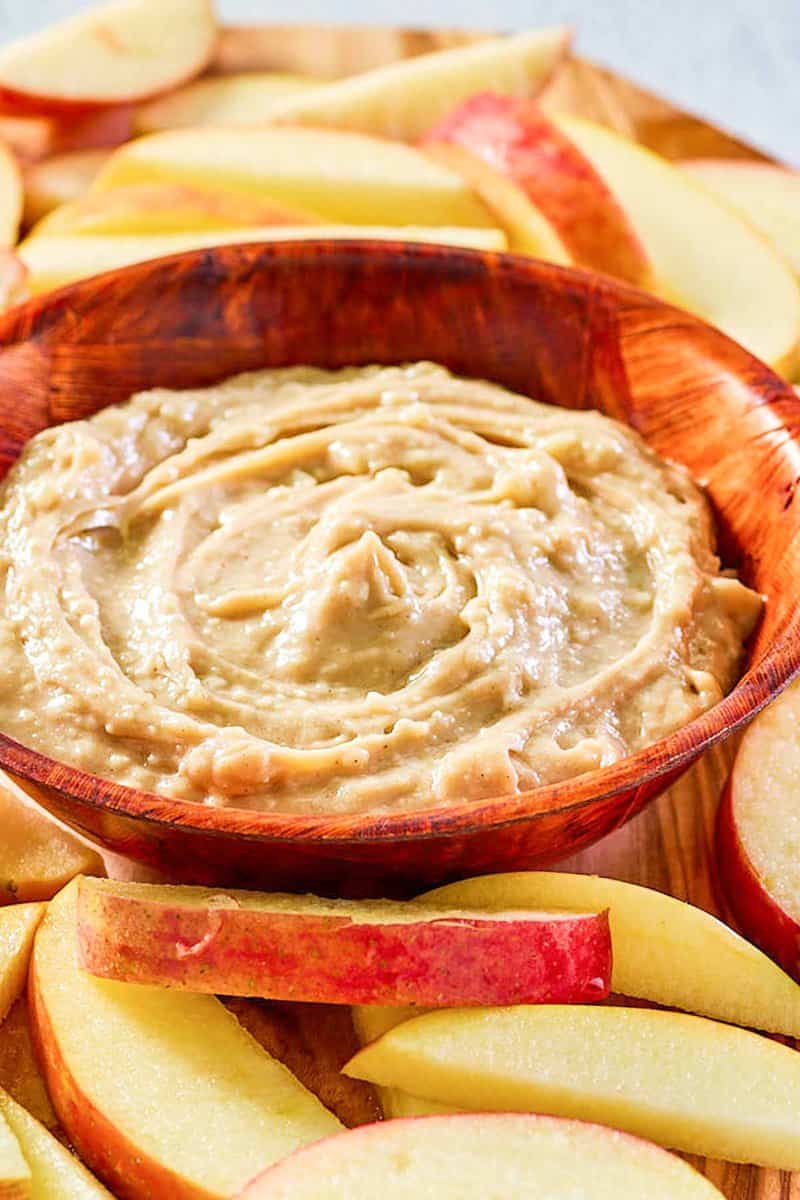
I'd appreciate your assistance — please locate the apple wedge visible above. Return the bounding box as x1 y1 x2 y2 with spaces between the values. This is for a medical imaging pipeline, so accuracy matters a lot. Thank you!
345 1004 800 1167
0 1109 28 1200
262 28 570 141
0 147 23 247
424 93 652 285
681 159 800 276
33 183 321 236
418 871 800 1036
77 877 611 1006
0 906 45 1025
23 151 111 226
91 126 496 227
29 882 343 1199
1 108 131 166
19 226 506 294
0 1001 58 1132
0 252 27 310
136 73 317 134
717 678 800 979
237 1112 724 1200
0 776 104 904
0 1089 112 1199
548 115 800 375
0 0 216 113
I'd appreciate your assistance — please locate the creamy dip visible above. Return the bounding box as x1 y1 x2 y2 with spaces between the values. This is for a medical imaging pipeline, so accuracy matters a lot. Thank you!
0 363 761 815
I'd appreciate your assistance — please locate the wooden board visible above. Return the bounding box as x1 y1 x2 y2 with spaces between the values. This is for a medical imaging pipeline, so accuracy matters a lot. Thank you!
29 23 793 1198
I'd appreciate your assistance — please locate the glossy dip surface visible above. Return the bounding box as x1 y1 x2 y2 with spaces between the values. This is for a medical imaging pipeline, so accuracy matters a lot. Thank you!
0 362 760 815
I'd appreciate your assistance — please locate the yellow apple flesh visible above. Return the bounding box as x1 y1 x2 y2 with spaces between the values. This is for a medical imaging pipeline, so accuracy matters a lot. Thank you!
91 126 496 227
264 28 570 141
551 116 800 375
19 225 506 295
346 1004 800 1167
682 159 800 276
29 882 343 1199
0 1109 28 1200
0 147 23 246
136 73 317 133
33 183 322 236
0 906 45 1024
0 1089 112 1199
237 1112 724 1200
0 0 217 112
0 1001 58 1132
23 151 112 226
0 776 104 904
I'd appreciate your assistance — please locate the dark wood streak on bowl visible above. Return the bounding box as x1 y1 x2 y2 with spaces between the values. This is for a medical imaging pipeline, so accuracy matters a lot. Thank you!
0 241 798 896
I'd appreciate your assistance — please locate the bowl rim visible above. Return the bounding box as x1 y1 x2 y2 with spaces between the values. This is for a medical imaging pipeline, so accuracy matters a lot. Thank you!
1 238 799 846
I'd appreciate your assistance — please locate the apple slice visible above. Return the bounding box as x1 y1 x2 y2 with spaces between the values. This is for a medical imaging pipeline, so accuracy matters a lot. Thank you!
548 115 800 375
0 906 45 1025
29 882 343 1199
34 183 321 236
136 73 317 134
19 226 506 295
262 28 570 141
0 775 104 904
681 159 800 276
0 1089 112 1199
91 126 495 227
0 108 131 166
23 151 111 226
419 871 800 1036
0 0 217 113
424 93 652 285
716 678 800 979
77 877 611 1006
0 1001 59 1133
345 1004 800 1167
0 147 23 247
0 252 27 310
0 1109 28 1200
237 1112 725 1200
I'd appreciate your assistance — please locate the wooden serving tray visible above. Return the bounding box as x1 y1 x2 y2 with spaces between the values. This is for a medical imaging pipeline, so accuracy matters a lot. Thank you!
100 24 787 1199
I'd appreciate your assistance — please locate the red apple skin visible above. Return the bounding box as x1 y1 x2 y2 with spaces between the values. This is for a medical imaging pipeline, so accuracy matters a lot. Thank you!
27 956 216 1200
77 884 611 1007
422 91 652 287
716 778 800 980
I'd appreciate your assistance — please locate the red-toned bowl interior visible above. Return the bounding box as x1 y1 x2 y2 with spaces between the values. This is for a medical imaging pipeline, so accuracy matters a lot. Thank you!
0 241 799 895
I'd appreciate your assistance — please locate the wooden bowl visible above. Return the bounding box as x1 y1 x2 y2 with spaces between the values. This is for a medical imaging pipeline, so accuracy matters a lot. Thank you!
0 240 798 896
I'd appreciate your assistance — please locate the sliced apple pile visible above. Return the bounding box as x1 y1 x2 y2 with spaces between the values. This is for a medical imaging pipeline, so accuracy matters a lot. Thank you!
136 72 318 134
0 1108 28 1200
345 1004 800 1167
424 93 652 285
0 1089 112 1199
76 877 611 1006
263 28 570 140
91 126 496 227
716 677 800 979
0 906 45 1024
0 777 104 904
237 1113 725 1200
18 225 505 294
23 151 111 226
0 0 217 112
549 115 800 374
29 882 343 1199
681 159 800 276
33 182 322 236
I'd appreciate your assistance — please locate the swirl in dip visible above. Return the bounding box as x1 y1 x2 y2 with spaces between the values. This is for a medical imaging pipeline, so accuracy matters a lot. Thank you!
0 363 761 815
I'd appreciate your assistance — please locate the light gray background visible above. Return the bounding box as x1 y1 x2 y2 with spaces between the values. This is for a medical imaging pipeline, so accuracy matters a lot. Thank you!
1 0 797 164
